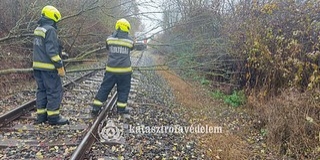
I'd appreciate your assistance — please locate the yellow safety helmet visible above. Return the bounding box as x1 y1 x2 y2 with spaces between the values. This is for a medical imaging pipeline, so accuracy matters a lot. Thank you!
41 5 61 22
115 18 131 32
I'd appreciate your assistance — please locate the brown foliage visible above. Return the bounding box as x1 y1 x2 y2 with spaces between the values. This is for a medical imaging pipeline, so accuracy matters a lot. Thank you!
160 0 320 158
225 1 320 157
226 1 320 94
249 88 320 158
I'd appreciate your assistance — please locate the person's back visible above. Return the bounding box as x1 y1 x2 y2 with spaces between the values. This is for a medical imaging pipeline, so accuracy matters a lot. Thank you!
106 30 134 73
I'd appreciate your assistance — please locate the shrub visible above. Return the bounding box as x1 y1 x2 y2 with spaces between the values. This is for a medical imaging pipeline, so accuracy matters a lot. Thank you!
211 90 246 107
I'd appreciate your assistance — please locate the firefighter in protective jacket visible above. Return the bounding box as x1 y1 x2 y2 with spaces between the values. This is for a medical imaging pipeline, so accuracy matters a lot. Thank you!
92 18 134 115
33 5 69 125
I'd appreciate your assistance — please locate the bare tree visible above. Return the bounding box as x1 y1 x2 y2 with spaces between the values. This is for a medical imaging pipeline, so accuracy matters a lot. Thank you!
0 0 143 96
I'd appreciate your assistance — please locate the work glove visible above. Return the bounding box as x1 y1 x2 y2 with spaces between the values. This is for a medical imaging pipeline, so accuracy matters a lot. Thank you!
61 52 69 60
57 67 66 77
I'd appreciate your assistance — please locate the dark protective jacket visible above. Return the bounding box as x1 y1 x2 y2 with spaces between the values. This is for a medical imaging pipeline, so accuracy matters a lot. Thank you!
33 17 63 71
106 30 134 73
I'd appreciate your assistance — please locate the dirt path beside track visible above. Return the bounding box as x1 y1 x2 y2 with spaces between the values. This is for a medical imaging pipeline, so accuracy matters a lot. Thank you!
153 53 278 159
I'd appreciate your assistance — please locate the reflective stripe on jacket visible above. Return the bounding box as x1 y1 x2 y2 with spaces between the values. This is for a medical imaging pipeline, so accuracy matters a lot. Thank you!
33 17 63 71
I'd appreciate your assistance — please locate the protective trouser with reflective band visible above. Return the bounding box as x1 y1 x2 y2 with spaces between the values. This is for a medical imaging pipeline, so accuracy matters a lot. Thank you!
34 70 63 116
93 99 104 107
117 102 127 108
37 108 47 114
93 72 131 108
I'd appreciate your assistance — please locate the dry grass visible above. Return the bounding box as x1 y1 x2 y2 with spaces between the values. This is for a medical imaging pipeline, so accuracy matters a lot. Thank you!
154 51 320 159
153 53 320 159
157 68 251 159
154 54 251 159
249 88 320 159
0 74 35 99
0 46 35 99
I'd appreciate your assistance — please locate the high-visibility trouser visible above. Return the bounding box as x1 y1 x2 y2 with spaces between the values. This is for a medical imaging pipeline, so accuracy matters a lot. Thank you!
34 70 63 116
93 72 131 109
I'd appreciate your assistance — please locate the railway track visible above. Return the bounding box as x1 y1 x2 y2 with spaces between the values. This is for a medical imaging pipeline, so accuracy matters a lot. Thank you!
0 71 96 127
0 51 143 159
0 49 208 159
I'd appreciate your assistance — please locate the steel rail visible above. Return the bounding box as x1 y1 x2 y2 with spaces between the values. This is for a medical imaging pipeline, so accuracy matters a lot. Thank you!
0 71 96 127
71 51 142 159
70 91 117 160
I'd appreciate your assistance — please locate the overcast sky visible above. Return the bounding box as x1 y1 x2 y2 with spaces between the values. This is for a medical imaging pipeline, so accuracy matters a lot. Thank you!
137 0 163 36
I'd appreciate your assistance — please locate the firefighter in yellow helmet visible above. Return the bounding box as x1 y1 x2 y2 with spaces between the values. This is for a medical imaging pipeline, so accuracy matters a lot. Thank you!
33 5 69 125
92 18 134 115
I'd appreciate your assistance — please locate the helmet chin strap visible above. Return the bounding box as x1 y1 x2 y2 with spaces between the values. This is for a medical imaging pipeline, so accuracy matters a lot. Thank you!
53 22 57 29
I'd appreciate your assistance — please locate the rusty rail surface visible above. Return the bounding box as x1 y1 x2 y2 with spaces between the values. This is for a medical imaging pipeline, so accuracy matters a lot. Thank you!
70 92 117 160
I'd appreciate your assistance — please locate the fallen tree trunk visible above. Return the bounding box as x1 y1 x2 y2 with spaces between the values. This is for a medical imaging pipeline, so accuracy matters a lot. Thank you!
64 59 99 63
0 65 169 75
0 68 33 75
0 67 105 75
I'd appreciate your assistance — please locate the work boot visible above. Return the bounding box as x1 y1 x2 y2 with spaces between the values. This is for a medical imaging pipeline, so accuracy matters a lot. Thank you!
117 107 132 114
48 115 69 125
34 113 47 124
91 106 102 116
